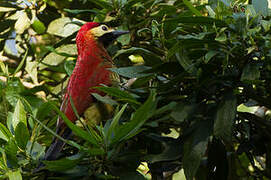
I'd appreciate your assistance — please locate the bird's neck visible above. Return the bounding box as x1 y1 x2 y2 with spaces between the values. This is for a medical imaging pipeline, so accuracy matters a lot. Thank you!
77 37 112 65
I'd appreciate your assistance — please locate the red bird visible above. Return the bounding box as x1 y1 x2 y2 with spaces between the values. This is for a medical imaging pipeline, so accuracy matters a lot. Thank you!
44 22 128 161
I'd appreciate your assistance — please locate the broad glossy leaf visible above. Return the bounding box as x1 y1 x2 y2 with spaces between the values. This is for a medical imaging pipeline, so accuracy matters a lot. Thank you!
0 122 12 142
5 139 18 166
43 155 81 172
128 54 144 63
112 91 157 144
14 122 29 149
94 86 140 105
12 100 27 130
214 91 237 142
170 102 196 122
40 44 77 69
47 17 85 37
92 93 118 105
31 18 46 34
204 51 219 63
117 33 130 46
14 11 30 34
109 66 152 78
25 59 38 84
183 121 212 180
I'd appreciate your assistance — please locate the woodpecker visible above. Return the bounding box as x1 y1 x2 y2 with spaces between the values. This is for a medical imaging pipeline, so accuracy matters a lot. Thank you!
44 22 129 161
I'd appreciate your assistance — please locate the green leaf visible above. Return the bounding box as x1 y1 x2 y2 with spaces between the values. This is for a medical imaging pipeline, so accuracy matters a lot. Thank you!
214 91 237 142
92 93 118 105
31 18 46 34
241 63 260 81
252 0 268 17
94 86 140 105
176 48 196 74
49 103 101 146
13 48 28 75
15 11 30 34
40 44 77 70
43 155 81 172
25 58 39 84
0 122 12 142
215 33 227 42
64 60 76 76
154 102 177 116
14 122 30 149
64 8 100 14
26 141 45 161
12 100 27 130
5 139 18 166
105 104 128 146
170 103 196 122
6 169 22 180
47 17 85 37
204 50 219 63
144 134 182 163
183 121 212 180
183 0 202 16
112 90 157 144
166 16 227 27
109 66 152 78
0 60 9 75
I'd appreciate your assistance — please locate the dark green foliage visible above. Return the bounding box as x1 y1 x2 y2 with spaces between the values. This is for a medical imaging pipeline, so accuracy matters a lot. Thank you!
0 0 271 179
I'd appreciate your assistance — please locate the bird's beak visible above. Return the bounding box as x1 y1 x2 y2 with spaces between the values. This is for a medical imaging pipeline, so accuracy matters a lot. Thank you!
111 30 130 39
99 30 129 48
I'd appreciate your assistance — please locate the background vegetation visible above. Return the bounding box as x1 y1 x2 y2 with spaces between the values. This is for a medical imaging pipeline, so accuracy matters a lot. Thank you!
0 0 271 179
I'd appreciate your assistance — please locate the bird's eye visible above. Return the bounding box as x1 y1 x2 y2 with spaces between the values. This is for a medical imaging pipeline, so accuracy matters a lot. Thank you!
102 25 108 31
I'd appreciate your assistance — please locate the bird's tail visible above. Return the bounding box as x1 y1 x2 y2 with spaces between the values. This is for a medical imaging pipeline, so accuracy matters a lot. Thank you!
43 127 72 161
34 127 72 172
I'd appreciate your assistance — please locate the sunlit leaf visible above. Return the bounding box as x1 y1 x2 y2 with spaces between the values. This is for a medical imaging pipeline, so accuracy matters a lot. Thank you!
12 100 27 130
6 169 22 180
47 17 85 37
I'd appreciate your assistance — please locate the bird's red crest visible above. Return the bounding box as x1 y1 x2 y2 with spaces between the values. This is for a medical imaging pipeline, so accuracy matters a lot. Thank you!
76 22 100 55
79 22 100 32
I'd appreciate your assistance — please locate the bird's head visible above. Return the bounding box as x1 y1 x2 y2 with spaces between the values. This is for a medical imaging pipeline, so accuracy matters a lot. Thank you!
76 22 129 54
